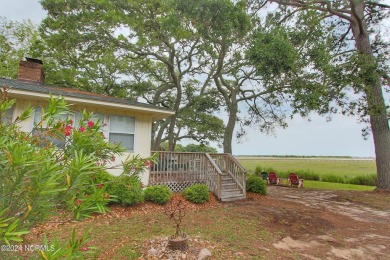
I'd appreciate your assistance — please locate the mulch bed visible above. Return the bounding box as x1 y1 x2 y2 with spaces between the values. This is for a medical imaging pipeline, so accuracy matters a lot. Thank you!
25 192 221 244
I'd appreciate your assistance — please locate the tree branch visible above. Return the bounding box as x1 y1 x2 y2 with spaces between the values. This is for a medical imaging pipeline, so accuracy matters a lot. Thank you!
270 0 354 23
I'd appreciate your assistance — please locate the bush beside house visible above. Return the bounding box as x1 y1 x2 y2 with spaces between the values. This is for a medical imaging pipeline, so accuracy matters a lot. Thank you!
144 185 172 204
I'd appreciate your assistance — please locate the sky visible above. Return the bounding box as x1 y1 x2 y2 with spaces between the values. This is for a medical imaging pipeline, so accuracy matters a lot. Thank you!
1 1 388 158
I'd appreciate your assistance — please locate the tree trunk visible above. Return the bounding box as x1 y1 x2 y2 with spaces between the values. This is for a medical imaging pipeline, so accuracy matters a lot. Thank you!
369 91 390 190
350 0 390 190
152 121 169 151
167 114 177 151
223 102 238 154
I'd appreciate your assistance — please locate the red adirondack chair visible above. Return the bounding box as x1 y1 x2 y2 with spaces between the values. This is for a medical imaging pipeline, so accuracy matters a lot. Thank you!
268 172 279 185
289 173 303 188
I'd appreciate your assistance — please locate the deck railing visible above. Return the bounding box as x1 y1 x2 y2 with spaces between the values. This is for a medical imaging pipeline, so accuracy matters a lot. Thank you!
149 151 245 200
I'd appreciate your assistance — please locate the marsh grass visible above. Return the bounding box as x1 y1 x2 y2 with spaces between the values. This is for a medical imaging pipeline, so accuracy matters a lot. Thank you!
240 157 377 186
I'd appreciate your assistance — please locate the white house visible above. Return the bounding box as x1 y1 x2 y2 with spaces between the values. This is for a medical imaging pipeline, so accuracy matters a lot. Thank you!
0 58 175 185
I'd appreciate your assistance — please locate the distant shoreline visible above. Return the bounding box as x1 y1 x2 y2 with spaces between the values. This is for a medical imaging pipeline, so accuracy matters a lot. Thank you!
235 155 375 160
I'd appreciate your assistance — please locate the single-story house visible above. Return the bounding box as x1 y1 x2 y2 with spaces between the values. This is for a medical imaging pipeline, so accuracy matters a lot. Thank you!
0 58 175 185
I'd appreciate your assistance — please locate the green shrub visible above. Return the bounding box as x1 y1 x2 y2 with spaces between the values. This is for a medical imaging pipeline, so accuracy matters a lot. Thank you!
246 175 267 195
321 174 345 183
85 170 114 195
183 184 210 203
107 176 144 206
254 165 263 176
144 185 172 204
348 175 377 186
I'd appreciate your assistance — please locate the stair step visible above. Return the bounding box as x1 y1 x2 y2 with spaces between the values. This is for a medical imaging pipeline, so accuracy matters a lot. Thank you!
221 178 235 183
220 194 246 202
222 186 241 191
222 189 243 194
222 190 242 195
222 182 237 189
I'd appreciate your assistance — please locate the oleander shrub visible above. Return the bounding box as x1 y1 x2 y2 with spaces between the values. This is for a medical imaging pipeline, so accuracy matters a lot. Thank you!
183 184 209 203
0 93 156 255
107 176 144 206
85 170 114 195
246 175 267 195
144 185 172 204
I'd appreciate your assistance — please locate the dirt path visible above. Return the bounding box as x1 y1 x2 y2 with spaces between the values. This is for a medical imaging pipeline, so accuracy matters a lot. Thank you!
244 186 390 259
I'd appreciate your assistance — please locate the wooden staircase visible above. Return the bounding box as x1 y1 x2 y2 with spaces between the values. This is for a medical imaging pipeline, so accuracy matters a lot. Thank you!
220 173 246 201
150 151 246 202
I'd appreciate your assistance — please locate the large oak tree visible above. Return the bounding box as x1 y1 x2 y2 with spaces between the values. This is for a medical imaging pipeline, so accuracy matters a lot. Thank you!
39 0 224 151
268 0 390 190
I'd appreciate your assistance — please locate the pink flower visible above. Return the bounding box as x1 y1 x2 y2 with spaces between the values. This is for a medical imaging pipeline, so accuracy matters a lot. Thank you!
87 121 94 128
76 199 82 205
98 183 103 189
145 161 151 167
64 125 72 136
79 127 85 132
82 247 88 251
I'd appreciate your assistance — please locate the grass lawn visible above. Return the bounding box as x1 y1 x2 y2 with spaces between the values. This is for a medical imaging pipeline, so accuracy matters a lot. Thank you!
237 157 377 178
303 180 376 191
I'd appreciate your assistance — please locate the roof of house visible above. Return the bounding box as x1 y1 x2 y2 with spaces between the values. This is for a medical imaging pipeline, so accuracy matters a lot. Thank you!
0 78 174 120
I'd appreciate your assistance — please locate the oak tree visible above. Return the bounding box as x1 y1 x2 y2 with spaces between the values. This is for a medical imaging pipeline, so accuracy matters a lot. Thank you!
267 0 390 190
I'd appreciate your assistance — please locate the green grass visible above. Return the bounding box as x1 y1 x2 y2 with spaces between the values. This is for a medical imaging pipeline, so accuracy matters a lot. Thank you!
303 180 376 191
238 157 376 177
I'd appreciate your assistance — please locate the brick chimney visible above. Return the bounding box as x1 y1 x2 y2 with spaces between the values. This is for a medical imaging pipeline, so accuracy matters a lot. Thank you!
18 58 45 84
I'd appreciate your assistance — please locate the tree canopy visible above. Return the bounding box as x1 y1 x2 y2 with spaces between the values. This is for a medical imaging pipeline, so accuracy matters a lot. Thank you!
267 0 390 189
0 17 38 79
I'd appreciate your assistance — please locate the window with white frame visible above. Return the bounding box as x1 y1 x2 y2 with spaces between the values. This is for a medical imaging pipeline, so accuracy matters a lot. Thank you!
109 115 135 151
33 107 109 148
33 107 69 148
74 111 105 128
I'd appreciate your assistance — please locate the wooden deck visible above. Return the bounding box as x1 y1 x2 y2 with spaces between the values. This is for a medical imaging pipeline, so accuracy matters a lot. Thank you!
149 152 246 201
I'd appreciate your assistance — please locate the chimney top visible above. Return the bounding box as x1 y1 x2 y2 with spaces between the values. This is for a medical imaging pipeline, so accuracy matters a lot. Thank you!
18 57 45 84
26 57 43 64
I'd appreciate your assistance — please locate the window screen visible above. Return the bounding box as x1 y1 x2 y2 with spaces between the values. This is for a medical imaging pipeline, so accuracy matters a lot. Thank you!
109 115 135 151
